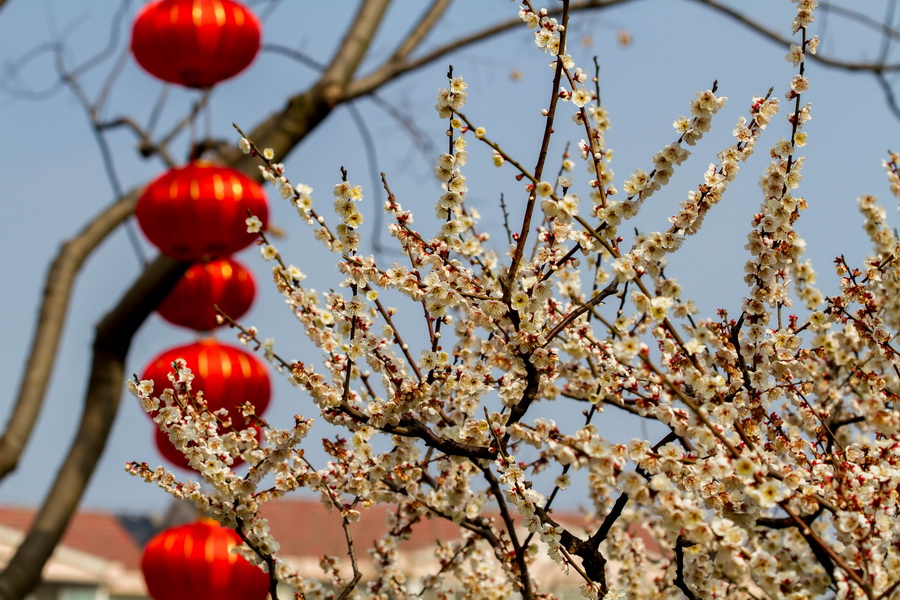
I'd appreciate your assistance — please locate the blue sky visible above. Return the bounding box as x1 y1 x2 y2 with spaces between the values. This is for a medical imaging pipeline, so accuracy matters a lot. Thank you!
1 0 898 515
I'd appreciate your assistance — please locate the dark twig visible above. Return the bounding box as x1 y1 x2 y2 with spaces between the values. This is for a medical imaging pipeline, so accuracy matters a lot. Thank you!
674 536 698 600
235 518 282 600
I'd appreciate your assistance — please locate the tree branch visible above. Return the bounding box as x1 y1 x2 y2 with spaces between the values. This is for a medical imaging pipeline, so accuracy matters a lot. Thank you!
0 2 403 596
0 191 139 479
344 0 637 100
0 255 188 600
387 0 451 65
674 536 698 600
217 0 392 170
820 1 900 41
319 0 392 96
689 0 900 72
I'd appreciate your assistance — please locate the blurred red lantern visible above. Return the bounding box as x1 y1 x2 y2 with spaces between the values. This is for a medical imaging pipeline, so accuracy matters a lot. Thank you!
131 0 262 88
135 162 268 261
140 338 271 419
141 519 269 600
158 258 256 331
154 425 261 472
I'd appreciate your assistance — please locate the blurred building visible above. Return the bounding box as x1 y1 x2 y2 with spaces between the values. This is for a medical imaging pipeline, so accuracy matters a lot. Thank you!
0 506 146 599
0 499 656 599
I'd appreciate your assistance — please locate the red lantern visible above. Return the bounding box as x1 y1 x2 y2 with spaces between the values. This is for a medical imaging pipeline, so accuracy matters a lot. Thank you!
141 519 269 600
135 162 268 261
140 338 271 419
158 258 256 331
131 0 261 88
154 425 261 472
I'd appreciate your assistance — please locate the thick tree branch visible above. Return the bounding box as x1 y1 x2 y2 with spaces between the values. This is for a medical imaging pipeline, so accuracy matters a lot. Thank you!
387 0 451 65
0 192 139 479
674 536 698 600
0 255 188 600
318 0 392 100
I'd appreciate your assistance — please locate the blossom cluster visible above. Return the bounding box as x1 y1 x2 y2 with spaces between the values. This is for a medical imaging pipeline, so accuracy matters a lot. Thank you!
125 361 316 589
519 3 565 56
129 1 900 599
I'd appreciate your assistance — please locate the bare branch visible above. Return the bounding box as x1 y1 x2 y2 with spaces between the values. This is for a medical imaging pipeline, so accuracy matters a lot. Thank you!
218 0 392 170
0 42 66 100
820 1 900 41
689 0 900 72
345 0 637 100
155 90 212 163
64 0 133 81
320 0 392 94
388 0 451 65
262 43 326 71
874 72 900 122
0 255 188 600
0 191 139 479
674 536 698 600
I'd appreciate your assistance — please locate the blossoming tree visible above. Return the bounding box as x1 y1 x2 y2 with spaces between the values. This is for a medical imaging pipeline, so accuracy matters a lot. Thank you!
5 1 900 599
122 1 900 598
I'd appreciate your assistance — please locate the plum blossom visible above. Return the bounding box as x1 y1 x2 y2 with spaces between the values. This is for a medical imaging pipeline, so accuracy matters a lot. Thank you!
127 2 900 599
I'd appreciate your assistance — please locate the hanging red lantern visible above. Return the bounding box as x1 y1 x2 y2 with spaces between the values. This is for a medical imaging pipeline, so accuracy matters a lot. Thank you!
131 0 262 88
157 258 256 331
135 161 268 261
141 519 269 600
140 338 271 420
154 424 261 472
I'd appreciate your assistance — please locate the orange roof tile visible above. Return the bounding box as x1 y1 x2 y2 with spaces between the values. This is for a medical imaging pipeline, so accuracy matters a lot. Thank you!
260 498 464 558
0 506 143 571
0 497 660 571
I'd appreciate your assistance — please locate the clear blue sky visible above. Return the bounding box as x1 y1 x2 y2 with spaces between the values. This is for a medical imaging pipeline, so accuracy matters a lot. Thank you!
1 0 898 515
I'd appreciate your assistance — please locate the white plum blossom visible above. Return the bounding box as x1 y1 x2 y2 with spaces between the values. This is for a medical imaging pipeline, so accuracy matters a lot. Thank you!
127 3 900 599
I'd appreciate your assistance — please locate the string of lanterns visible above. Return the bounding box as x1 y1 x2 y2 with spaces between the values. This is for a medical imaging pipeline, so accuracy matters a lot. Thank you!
132 2 270 473
129 2 272 597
